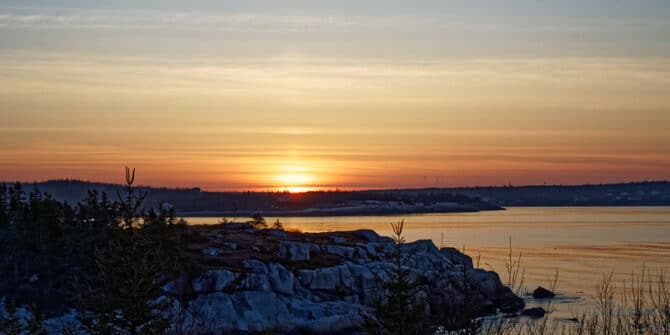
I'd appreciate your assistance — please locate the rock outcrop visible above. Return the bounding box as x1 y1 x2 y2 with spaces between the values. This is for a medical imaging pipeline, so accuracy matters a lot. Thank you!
162 226 524 334
532 286 556 299
521 307 547 318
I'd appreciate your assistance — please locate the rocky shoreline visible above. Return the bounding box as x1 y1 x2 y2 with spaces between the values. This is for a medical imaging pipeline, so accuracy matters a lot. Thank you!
4 223 524 334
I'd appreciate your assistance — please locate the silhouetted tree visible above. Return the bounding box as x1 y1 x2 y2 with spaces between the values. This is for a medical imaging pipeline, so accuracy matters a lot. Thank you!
377 220 427 335
79 167 184 335
0 169 190 334
247 213 267 229
271 219 284 230
0 183 8 228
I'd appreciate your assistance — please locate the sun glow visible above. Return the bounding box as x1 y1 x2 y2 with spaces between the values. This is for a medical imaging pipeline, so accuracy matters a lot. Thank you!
285 186 314 193
274 170 317 193
275 172 314 185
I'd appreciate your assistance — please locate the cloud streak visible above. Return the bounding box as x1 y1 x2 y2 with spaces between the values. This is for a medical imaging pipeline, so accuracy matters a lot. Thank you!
1 7 667 34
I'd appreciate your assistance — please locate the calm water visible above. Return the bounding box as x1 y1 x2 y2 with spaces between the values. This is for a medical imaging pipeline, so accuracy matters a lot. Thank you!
186 207 670 317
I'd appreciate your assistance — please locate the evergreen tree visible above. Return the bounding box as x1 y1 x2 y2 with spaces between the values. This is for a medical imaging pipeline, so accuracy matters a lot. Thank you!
6 182 24 284
377 220 427 335
0 170 187 334
247 213 267 229
80 168 182 335
0 183 9 282
0 183 8 228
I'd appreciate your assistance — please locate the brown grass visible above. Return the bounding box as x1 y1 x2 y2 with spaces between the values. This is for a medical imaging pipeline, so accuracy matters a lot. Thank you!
468 268 670 335
438 238 670 335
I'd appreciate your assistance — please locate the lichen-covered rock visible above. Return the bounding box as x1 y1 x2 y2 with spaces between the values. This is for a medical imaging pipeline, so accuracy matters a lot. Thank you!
202 247 225 256
43 310 83 335
172 291 372 334
440 247 474 269
191 269 239 294
244 259 268 274
330 235 347 243
283 241 319 262
222 242 237 250
353 229 381 242
238 273 272 291
324 244 356 258
297 267 341 291
267 263 294 295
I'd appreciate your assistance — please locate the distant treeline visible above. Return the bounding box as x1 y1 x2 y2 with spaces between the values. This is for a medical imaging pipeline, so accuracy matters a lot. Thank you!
2 181 669 217
454 181 670 206
11 180 498 215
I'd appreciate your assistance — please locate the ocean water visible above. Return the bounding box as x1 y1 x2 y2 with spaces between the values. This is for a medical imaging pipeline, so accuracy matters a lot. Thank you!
186 207 670 318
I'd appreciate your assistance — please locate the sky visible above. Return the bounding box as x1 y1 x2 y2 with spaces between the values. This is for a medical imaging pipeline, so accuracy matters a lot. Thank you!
1 0 669 191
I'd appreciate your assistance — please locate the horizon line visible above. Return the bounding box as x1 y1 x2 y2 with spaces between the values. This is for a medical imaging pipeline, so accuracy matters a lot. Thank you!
4 178 669 194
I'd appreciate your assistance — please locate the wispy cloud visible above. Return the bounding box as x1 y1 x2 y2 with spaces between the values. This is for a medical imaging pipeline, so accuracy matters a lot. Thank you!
0 9 391 32
2 53 669 96
0 7 667 34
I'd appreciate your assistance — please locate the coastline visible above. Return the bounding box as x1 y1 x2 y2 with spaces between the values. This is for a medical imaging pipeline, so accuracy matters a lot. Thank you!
177 204 505 218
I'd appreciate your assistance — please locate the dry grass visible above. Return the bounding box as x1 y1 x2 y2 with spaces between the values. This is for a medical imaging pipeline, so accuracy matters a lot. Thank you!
284 227 303 233
472 268 670 335
439 237 670 335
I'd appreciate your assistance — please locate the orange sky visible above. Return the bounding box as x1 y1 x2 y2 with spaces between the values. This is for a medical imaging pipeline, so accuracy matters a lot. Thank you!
2 2 670 191
1 56 670 190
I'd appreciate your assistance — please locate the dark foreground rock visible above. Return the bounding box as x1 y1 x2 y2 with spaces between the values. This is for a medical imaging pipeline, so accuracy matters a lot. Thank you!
532 286 556 299
521 307 547 318
25 224 524 334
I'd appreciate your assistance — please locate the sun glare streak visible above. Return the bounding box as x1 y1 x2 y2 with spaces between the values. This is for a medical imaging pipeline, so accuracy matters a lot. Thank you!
285 186 314 193
272 163 319 192
274 172 315 186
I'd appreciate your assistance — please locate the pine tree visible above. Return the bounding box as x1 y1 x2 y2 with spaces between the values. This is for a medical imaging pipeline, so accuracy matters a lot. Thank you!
80 168 181 335
0 183 8 228
0 170 187 334
7 182 24 284
377 220 427 335
0 183 9 281
247 213 267 229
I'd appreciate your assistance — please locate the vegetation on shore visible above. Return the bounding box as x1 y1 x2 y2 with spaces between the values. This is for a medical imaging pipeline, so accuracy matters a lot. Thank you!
1 168 189 334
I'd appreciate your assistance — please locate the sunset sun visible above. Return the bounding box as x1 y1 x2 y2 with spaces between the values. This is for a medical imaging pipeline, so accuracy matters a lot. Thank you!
274 171 316 193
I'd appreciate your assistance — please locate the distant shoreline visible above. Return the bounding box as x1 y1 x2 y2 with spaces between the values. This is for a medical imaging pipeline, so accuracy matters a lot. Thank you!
178 206 504 218
178 204 670 218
